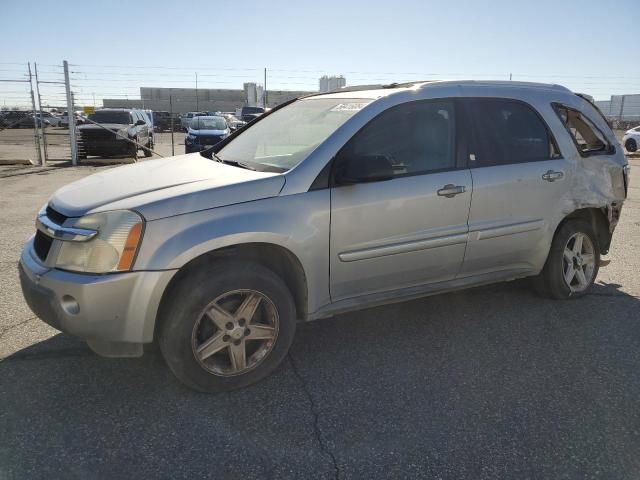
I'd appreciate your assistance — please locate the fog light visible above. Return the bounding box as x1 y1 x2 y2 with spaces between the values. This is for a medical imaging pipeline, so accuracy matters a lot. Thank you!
61 295 80 315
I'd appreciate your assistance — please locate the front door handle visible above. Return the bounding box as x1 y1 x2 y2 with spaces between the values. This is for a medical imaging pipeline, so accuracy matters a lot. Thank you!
437 184 466 198
542 170 564 182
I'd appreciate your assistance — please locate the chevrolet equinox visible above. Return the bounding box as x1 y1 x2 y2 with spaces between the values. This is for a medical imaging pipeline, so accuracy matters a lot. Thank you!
19 81 629 392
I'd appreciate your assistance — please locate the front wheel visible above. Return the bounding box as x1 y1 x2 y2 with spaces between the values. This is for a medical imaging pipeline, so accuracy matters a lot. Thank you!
532 219 600 299
625 138 637 153
158 260 296 393
143 138 153 157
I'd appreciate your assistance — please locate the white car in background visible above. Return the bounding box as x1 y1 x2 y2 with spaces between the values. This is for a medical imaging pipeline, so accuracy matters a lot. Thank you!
622 126 640 152
36 111 61 127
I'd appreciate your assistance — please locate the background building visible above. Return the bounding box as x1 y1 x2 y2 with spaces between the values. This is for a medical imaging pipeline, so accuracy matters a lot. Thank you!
102 85 312 113
319 75 346 93
595 94 640 121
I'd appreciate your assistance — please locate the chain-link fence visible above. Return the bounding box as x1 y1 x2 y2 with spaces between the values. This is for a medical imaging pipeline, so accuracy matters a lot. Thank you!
0 63 41 164
1 61 640 165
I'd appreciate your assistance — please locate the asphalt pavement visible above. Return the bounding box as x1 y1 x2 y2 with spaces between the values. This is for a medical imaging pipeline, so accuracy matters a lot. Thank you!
0 158 639 479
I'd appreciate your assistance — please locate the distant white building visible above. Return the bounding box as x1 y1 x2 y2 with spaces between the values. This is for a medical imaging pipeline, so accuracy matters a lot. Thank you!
244 83 258 107
319 75 346 93
243 83 267 108
595 94 640 120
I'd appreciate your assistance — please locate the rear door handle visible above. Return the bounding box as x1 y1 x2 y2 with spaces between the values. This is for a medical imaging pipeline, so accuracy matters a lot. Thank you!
542 170 564 182
437 184 466 198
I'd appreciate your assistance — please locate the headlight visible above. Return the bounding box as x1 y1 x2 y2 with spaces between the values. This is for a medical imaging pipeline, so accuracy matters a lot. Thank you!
115 128 128 140
56 210 144 273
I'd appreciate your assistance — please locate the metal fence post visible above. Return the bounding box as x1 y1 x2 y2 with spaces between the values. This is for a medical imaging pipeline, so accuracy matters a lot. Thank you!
618 95 626 122
63 60 78 165
28 63 43 166
170 94 175 156
34 63 48 165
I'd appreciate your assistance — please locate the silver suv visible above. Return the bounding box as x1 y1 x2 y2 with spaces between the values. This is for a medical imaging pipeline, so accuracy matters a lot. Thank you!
19 81 629 392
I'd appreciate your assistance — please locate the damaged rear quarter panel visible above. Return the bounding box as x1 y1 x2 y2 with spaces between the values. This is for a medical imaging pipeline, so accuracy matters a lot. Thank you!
539 94 627 226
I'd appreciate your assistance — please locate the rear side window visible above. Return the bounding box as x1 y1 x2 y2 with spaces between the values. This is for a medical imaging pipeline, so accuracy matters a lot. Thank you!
553 104 611 156
469 99 559 167
338 99 456 178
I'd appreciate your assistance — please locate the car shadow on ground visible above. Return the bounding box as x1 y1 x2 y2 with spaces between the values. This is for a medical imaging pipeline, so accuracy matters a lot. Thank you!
2 280 640 479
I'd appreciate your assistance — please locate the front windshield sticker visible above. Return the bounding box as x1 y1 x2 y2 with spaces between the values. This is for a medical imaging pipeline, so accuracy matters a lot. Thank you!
330 103 368 112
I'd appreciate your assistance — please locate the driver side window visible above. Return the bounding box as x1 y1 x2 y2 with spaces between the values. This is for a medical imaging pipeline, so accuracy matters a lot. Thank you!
338 100 456 179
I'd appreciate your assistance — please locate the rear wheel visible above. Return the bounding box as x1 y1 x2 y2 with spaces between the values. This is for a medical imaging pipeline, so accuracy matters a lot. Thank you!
158 260 296 393
532 219 600 299
625 138 637 153
129 138 138 160
144 137 153 157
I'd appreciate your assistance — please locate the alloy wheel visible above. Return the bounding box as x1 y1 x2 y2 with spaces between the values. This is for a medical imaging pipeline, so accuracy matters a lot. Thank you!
191 289 279 376
562 232 596 293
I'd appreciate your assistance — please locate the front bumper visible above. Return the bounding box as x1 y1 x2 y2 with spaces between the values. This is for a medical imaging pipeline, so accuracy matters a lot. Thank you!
19 238 176 356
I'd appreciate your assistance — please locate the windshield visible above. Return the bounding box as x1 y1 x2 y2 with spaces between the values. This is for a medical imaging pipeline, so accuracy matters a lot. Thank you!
216 98 371 171
242 106 265 115
89 111 130 124
191 117 227 131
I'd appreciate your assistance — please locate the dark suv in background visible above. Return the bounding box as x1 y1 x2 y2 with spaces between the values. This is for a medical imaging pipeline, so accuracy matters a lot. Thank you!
78 108 153 159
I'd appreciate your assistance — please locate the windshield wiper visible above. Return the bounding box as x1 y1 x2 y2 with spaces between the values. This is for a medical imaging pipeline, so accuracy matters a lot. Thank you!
218 159 257 171
208 150 259 171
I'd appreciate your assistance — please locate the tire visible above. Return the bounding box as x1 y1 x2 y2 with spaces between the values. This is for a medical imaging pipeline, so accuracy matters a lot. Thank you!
158 260 297 393
144 138 153 157
532 219 600 299
625 138 637 153
129 138 138 160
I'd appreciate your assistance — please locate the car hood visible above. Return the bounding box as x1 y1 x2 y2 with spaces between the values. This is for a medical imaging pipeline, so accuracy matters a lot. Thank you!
78 123 129 131
49 153 285 221
624 128 639 135
189 128 228 136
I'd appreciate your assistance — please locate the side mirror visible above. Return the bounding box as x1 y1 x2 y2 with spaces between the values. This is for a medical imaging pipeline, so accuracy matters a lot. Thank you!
135 119 146 126
334 154 394 185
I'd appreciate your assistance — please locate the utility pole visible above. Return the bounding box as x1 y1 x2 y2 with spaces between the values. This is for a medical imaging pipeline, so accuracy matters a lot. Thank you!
195 72 199 111
509 73 512 81
264 67 268 108
28 62 43 165
63 60 78 165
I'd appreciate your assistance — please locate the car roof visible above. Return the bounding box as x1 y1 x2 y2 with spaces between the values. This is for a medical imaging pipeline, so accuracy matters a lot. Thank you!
95 108 135 112
309 80 572 100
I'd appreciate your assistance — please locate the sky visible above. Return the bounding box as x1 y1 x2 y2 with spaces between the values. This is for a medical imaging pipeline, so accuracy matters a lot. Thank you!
1 0 639 106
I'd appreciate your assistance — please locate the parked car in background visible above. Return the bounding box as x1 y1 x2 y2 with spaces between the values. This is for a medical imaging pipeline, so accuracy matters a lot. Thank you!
172 113 183 131
239 106 265 123
184 115 230 153
140 110 155 146
1 111 48 129
19 81 628 393
77 108 153 158
217 113 246 131
36 111 62 127
143 110 155 130
241 113 262 123
60 111 88 127
622 126 640 152
152 111 172 132
180 111 208 131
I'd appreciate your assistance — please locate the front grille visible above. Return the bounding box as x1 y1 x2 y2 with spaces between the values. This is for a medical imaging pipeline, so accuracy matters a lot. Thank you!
33 230 53 261
46 206 67 225
199 135 223 146
80 130 117 141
